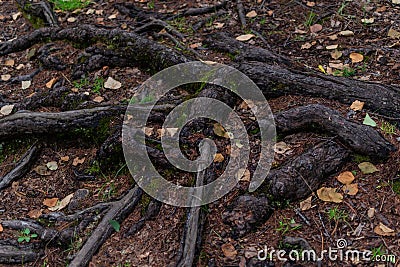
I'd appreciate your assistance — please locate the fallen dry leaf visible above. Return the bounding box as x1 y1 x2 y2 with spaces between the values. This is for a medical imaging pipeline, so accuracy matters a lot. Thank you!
367 207 375 218
350 100 364 111
374 222 395 236
300 196 312 211
67 17 77 23
12 12 21 20
214 22 224 29
246 11 257 18
93 96 104 103
46 161 58 171
235 34 255 41
274 142 291 154
343 183 358 195
301 42 313 50
4 59 15 66
43 198 58 208
238 168 251 182
108 13 118 19
317 187 343 203
60 156 70 162
0 104 14 116
72 157 85 166
310 24 322 33
28 209 43 219
306 1 315 7
221 243 237 259
104 77 122 90
339 30 354 36
22 80 31 89
330 50 342 60
46 78 57 89
213 123 230 138
350 52 364 63
34 165 51 176
388 28 400 39
0 224 3 232
49 193 74 211
337 171 355 184
214 153 224 163
1 74 11 81
326 44 338 50
328 34 338 40
358 162 378 174
361 18 374 24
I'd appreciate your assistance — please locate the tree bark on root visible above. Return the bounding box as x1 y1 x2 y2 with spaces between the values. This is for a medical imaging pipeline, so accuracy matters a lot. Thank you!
0 144 40 190
274 104 395 159
205 32 400 120
68 186 142 267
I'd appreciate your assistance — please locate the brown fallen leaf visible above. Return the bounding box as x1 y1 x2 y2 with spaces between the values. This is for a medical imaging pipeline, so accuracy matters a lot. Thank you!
235 34 255 41
350 100 364 111
46 78 57 89
388 28 400 39
60 156 70 162
72 157 85 166
221 243 237 259
306 1 315 7
213 123 230 138
330 50 342 60
300 196 312 211
350 52 364 63
34 165 51 176
274 142 291 154
374 222 395 236
93 96 104 103
317 187 343 203
301 42 313 50
237 168 251 182
28 209 43 219
309 24 322 33
343 183 358 195
49 193 74 211
337 171 355 185
367 207 375 218
246 11 257 18
43 198 58 208
326 44 339 50
214 153 225 163
0 224 3 232
4 59 15 66
339 30 354 36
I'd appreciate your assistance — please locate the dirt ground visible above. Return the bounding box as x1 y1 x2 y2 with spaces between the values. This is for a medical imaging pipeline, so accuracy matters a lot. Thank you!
1 0 400 266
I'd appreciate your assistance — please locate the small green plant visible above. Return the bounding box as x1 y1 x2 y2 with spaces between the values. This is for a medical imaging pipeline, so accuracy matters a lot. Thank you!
276 218 301 235
50 0 89 11
140 94 155 104
337 0 349 16
371 245 384 261
327 207 348 222
304 11 317 27
260 18 267 25
392 180 400 196
327 207 348 235
147 0 155 9
333 67 356 77
380 121 396 135
92 77 104 93
17 228 38 243
73 77 89 89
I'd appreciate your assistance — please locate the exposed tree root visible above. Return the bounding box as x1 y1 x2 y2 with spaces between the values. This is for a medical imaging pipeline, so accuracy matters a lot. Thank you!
0 144 40 191
0 106 124 139
205 32 400 120
0 240 42 264
274 104 395 159
68 186 142 267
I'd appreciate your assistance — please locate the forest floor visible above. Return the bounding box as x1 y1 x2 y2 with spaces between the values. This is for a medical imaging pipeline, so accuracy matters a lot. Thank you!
0 0 400 266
